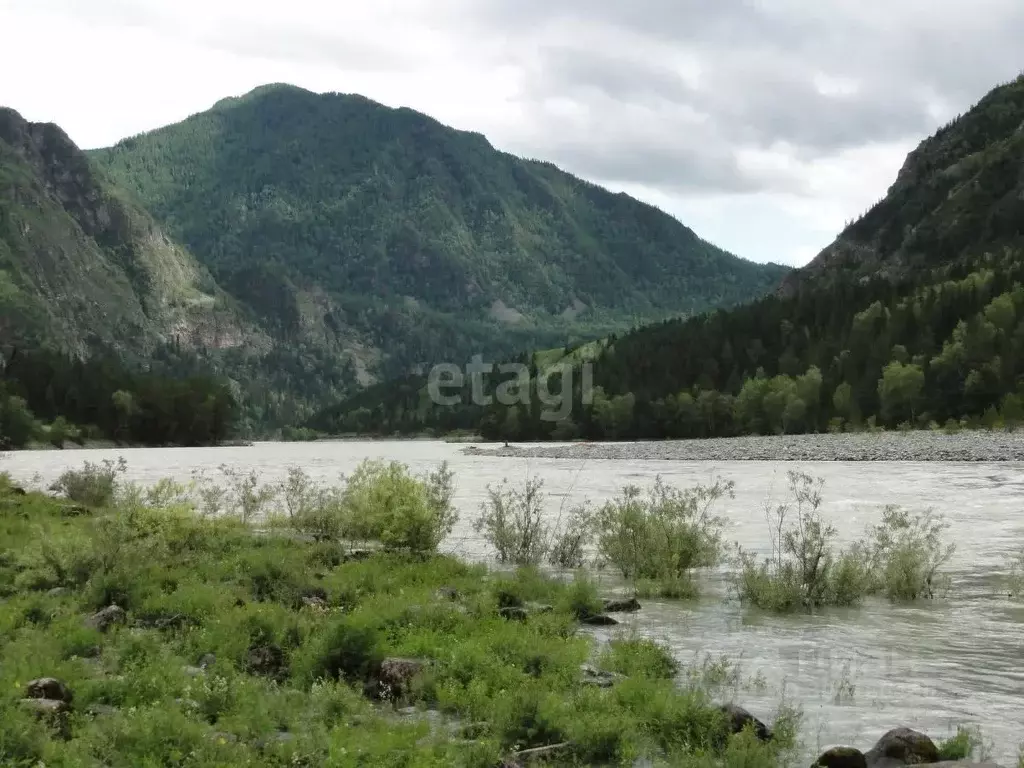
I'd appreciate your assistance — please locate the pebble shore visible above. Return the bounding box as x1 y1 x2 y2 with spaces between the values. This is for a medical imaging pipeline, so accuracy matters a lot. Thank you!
463 430 1024 462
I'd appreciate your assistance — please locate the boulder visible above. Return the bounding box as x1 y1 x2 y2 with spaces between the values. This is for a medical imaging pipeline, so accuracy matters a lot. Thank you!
197 653 217 670
813 747 868 768
719 704 772 742
245 644 288 681
864 728 939 767
19 698 71 739
603 597 642 613
372 658 429 700
580 663 625 688
580 613 619 626
25 678 72 704
85 604 126 632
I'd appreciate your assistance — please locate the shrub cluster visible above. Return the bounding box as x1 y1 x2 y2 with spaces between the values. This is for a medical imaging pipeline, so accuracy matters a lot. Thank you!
734 471 956 611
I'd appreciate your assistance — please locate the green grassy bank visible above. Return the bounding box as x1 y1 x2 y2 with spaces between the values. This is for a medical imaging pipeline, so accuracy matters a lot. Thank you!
0 470 797 767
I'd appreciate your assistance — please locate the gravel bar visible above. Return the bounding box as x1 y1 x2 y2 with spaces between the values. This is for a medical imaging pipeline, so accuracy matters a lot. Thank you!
463 431 1024 462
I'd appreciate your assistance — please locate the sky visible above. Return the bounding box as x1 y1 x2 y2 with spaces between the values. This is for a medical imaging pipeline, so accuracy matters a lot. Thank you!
1 0 1022 267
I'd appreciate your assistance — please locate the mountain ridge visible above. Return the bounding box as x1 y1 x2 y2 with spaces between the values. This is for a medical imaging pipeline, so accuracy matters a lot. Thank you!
310 74 1024 439
90 83 788 384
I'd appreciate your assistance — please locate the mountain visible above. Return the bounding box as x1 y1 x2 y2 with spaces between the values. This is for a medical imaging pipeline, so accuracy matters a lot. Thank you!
91 83 788 384
0 108 248 448
0 107 254 356
310 75 1024 439
781 74 1024 295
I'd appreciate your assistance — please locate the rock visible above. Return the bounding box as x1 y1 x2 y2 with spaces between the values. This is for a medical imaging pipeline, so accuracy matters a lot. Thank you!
373 658 429 700
25 678 72 703
182 665 205 677
85 604 126 632
499 606 530 622
20 697 69 714
301 595 327 609
864 728 939 767
814 747 868 768
19 698 71 738
580 613 619 626
603 597 642 613
496 590 525 609
197 653 217 670
580 663 625 688
436 586 460 601
46 587 68 598
245 644 288 681
719 704 772 742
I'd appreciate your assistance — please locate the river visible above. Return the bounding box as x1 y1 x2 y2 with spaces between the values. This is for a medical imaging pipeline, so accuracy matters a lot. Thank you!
4 440 1024 762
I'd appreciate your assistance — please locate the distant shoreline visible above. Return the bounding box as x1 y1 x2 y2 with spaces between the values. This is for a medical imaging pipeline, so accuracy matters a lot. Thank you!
459 430 1024 462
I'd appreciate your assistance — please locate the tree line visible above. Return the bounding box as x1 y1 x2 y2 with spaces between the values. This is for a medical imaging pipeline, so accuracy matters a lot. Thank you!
308 247 1024 440
0 346 237 449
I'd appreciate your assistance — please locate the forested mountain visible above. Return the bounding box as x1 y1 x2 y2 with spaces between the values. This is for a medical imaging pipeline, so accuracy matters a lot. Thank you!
0 107 251 356
0 108 247 447
91 83 787 383
310 75 1024 440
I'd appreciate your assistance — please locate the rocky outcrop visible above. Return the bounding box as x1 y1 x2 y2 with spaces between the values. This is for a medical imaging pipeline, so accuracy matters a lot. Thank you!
603 597 642 613
85 604 126 632
719 704 772 742
811 727 1006 768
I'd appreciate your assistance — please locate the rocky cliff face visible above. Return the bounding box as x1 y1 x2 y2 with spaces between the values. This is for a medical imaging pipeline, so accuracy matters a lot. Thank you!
0 107 259 356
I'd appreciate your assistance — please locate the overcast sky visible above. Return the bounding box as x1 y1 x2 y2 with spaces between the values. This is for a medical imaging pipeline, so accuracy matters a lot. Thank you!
2 0 1022 266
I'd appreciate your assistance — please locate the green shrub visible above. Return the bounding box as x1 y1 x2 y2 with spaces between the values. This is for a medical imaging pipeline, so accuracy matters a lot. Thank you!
735 472 870 611
49 457 127 507
475 476 550 565
599 635 679 680
1008 548 1024 598
547 502 594 569
938 726 982 761
595 477 731 596
299 617 383 685
278 466 346 541
863 505 955 601
342 459 457 553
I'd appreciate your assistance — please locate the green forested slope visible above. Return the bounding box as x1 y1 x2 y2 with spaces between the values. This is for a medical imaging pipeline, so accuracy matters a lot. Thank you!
91 83 787 379
0 108 247 446
0 107 249 356
310 75 1024 439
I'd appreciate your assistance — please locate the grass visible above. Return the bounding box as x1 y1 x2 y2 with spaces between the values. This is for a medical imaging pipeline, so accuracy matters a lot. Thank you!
0 467 798 767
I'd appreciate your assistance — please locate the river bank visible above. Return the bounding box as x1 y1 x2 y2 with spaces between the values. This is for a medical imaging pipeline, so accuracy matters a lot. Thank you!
465 430 1024 462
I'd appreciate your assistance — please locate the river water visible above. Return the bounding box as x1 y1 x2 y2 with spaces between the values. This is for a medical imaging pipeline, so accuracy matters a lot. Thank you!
4 440 1024 762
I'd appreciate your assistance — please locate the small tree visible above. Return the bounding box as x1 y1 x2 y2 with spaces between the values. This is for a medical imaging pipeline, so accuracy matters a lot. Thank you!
736 471 868 611
475 476 550 566
863 506 955 601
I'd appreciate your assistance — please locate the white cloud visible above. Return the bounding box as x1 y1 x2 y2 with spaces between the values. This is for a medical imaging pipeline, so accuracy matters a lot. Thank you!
0 0 1020 267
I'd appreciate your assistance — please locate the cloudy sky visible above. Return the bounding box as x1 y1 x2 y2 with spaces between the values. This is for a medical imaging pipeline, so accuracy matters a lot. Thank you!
2 0 1022 266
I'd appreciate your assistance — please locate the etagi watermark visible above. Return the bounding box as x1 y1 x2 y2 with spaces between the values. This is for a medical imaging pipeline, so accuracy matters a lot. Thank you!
423 355 593 422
